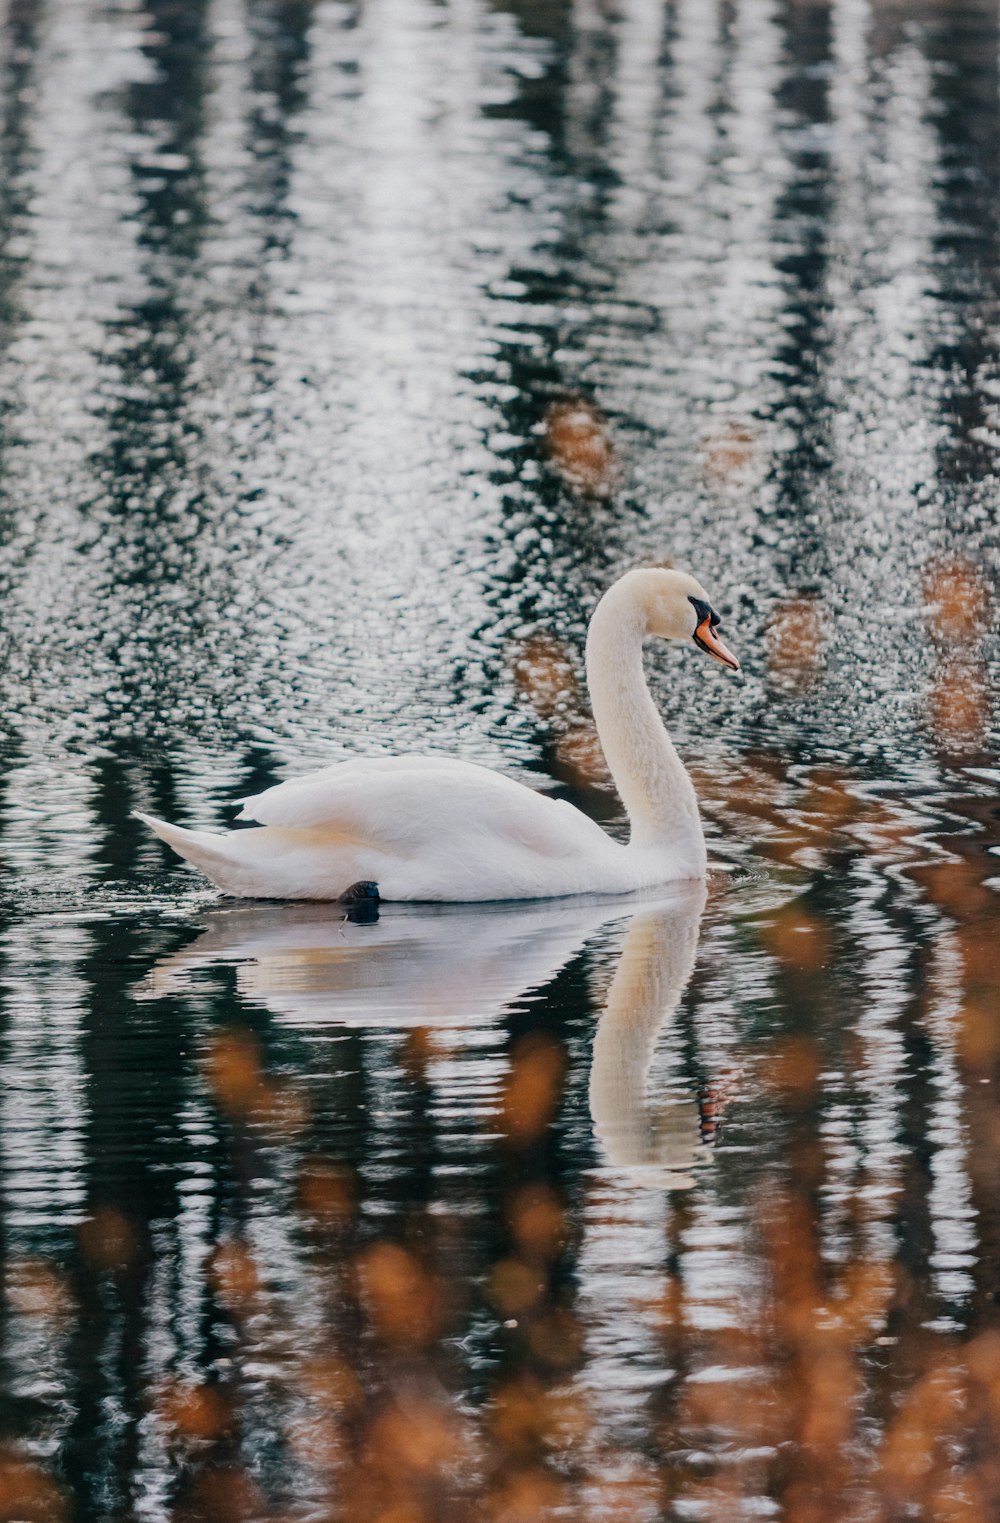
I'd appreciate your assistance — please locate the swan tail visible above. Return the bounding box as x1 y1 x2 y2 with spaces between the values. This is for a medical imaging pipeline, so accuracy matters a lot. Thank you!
135 812 248 890
135 811 376 900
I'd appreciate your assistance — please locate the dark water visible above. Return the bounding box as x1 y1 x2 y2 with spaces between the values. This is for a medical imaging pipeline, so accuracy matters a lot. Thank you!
0 0 999 1517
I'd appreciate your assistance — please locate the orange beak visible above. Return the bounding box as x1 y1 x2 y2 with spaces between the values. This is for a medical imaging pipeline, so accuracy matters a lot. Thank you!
694 616 740 672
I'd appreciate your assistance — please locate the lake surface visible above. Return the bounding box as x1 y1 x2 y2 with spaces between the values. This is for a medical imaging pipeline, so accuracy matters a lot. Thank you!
0 0 999 1517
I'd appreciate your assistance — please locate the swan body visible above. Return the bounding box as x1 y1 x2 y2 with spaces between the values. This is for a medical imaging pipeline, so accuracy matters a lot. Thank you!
138 568 739 901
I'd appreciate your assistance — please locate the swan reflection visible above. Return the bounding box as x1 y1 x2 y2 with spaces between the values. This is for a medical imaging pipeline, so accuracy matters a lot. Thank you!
589 884 711 1188
143 885 713 1184
143 895 628 1028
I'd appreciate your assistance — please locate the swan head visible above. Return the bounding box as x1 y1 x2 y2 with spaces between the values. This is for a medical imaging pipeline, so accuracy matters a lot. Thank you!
641 569 740 672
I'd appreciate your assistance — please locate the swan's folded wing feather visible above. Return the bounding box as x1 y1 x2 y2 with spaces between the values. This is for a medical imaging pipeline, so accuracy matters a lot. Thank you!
236 759 383 832
236 758 486 832
236 757 592 860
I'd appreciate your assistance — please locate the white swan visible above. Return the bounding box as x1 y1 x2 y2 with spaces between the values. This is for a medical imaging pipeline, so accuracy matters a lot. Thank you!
137 568 739 901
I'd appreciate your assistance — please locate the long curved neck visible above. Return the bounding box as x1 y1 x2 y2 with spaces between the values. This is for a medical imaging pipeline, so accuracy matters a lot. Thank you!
585 577 705 864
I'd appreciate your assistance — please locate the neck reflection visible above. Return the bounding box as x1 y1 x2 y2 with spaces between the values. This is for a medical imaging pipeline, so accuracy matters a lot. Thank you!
589 883 710 1188
142 886 713 1187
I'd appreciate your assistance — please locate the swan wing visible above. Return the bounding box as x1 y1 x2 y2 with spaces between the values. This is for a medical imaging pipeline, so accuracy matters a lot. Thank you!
236 756 601 860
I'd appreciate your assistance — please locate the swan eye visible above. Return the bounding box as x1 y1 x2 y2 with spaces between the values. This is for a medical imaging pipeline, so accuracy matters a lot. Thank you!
689 595 723 631
688 595 712 630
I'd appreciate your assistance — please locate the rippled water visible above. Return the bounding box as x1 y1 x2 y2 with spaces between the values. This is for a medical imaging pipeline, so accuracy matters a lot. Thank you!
0 0 999 1517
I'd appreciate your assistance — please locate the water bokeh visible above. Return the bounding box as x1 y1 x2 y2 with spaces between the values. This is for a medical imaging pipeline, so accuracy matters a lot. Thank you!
0 0 999 1517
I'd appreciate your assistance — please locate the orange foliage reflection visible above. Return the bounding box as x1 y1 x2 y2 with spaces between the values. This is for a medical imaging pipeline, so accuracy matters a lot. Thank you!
929 656 990 753
497 1032 567 1147
5 1257 74 1321
0 1456 68 1523
543 398 615 498
203 1026 311 1134
154 1380 233 1445
766 594 828 693
358 1241 444 1351
77 1206 137 1272
924 555 993 755
698 417 765 491
511 633 612 794
923 554 991 644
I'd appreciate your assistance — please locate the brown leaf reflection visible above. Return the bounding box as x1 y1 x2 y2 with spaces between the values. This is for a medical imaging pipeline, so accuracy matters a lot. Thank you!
691 749 941 874
497 1033 567 1147
4 1258 74 1321
0 1456 69 1523
297 1157 358 1229
208 1238 263 1316
66 789 1000 1520
510 634 577 725
928 655 990 754
203 1027 311 1134
698 417 768 493
760 904 831 975
77 1205 138 1272
510 633 613 796
542 397 616 499
358 1242 444 1351
923 555 994 755
175 1465 267 1523
766 594 828 694
923 555 991 645
154 1380 234 1445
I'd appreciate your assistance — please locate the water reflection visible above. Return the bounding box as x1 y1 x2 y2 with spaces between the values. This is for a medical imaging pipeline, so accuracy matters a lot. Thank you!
0 0 998 1515
140 893 641 1028
543 396 616 499
144 887 715 1183
2 812 1000 1512
589 886 712 1186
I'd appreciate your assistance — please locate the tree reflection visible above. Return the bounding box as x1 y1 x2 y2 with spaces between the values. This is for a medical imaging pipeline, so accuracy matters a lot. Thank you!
0 0 997 1514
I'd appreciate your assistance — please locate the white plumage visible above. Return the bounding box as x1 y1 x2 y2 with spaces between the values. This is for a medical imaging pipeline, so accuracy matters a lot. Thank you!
137 567 739 901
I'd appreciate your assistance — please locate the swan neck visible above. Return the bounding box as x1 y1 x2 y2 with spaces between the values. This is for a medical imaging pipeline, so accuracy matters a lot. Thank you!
585 578 705 862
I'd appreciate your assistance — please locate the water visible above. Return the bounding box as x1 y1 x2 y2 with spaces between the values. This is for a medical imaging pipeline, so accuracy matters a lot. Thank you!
0 0 998 1516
